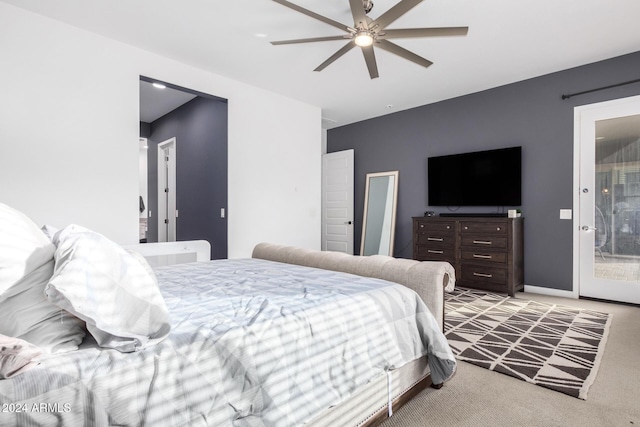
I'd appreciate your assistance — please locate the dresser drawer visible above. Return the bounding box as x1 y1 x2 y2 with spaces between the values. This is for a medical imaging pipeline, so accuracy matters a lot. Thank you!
460 250 507 264
415 245 456 263
460 221 508 235
416 220 455 234
460 264 507 285
416 232 455 247
460 235 507 249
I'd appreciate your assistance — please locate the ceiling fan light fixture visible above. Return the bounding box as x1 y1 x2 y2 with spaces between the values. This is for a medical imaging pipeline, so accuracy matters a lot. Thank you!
354 31 374 47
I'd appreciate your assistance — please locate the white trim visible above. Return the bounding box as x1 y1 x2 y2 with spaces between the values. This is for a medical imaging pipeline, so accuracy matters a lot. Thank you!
157 137 177 242
572 105 583 300
139 138 148 220
524 284 578 299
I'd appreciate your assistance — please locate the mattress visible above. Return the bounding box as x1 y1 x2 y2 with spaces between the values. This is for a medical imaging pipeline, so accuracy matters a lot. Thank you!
0 258 455 426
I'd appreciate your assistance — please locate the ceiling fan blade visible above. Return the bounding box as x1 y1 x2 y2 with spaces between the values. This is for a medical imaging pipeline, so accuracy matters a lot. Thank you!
380 27 469 39
361 45 379 79
272 0 350 32
376 39 433 68
349 0 369 28
271 35 349 45
371 0 423 29
314 41 356 72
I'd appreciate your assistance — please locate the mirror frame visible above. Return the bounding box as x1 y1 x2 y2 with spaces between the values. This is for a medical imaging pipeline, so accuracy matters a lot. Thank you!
360 171 399 256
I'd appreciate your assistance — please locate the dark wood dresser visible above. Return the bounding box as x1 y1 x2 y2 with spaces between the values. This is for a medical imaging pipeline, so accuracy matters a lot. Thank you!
413 216 524 296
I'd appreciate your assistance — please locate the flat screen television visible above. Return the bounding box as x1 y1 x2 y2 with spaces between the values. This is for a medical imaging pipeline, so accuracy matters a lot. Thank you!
428 146 521 206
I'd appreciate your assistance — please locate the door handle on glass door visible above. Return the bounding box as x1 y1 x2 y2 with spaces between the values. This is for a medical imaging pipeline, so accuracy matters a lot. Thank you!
581 225 597 231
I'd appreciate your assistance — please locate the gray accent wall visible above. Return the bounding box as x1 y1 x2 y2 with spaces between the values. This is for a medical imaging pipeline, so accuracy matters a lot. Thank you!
146 96 228 259
139 121 151 139
327 51 640 291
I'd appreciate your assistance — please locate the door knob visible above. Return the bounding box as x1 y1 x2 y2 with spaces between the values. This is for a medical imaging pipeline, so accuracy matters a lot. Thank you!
581 225 597 231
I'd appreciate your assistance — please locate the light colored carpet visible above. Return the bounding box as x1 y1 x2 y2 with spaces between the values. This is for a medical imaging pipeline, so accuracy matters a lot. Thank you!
381 292 640 427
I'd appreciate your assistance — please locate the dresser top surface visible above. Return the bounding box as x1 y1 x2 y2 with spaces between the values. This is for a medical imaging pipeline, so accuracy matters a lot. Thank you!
413 216 523 222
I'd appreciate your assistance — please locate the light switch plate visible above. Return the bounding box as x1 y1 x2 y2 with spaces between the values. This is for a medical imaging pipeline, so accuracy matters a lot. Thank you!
560 209 572 220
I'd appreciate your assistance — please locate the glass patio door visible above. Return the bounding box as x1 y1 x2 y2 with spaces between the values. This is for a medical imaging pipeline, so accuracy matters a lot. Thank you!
577 95 640 304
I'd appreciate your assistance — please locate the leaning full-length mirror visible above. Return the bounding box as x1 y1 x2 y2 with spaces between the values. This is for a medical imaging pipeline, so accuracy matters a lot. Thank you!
361 171 399 256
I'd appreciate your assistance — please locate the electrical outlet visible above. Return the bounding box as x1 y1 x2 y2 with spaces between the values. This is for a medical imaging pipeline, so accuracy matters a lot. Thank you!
560 209 572 220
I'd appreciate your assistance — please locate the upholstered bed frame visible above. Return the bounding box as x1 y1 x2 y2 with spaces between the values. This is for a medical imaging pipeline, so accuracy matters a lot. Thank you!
251 243 455 426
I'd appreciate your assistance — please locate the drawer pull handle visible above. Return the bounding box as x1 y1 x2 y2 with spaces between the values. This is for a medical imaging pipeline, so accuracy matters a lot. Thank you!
473 254 492 259
473 240 492 245
427 249 444 254
473 272 493 278
427 237 444 242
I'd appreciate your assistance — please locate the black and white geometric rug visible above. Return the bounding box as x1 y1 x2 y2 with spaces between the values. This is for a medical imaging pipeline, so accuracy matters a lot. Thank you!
444 288 613 400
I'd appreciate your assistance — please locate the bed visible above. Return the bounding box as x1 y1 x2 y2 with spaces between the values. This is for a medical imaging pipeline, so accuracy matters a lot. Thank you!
0 203 456 426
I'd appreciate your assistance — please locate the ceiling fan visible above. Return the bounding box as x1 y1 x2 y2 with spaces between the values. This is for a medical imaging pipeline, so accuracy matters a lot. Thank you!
270 0 468 79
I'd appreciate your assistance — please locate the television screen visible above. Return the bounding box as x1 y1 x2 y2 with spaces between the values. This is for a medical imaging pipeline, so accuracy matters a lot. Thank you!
428 146 521 206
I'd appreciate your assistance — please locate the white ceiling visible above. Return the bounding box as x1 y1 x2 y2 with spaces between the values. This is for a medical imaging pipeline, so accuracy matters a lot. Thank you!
5 0 640 129
139 80 197 123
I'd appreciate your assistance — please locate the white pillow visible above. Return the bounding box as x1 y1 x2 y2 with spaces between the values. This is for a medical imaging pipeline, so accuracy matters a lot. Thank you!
0 258 85 353
45 225 171 352
0 203 85 353
0 203 55 295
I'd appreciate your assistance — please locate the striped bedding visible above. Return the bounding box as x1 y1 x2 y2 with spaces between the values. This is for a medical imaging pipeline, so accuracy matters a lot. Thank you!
0 258 455 426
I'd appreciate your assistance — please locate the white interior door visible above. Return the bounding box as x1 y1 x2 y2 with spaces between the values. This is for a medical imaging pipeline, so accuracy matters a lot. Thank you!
139 138 149 241
576 95 640 304
158 138 177 242
322 150 354 253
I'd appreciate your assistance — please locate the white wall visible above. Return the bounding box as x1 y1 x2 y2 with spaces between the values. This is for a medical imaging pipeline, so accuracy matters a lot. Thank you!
0 3 322 257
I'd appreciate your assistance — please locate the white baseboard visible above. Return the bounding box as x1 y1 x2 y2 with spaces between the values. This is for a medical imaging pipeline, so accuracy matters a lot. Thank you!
523 285 578 299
